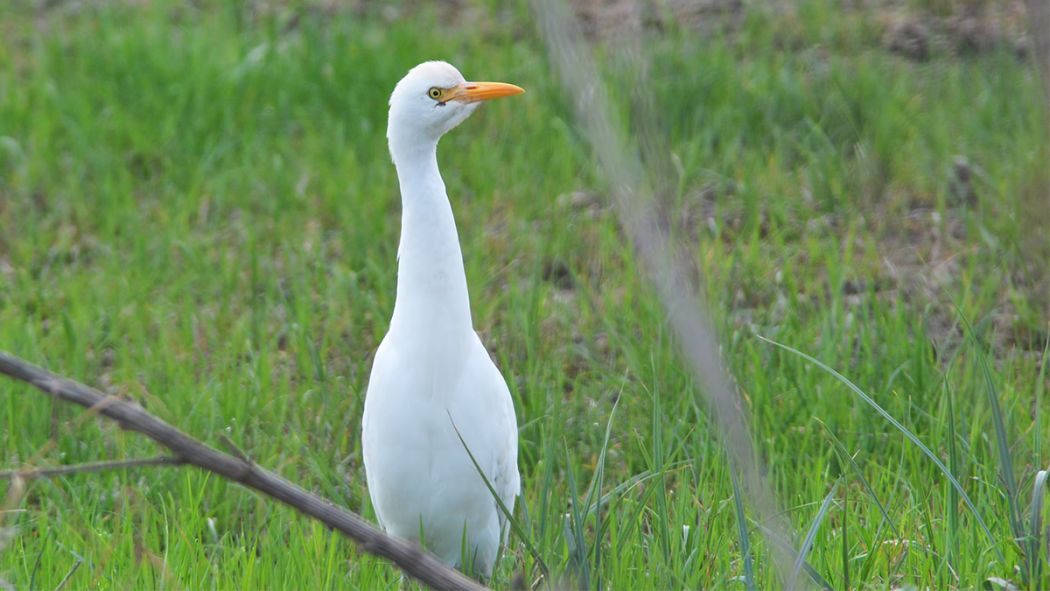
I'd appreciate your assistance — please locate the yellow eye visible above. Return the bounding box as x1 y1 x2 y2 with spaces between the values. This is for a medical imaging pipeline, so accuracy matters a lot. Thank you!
427 87 442 100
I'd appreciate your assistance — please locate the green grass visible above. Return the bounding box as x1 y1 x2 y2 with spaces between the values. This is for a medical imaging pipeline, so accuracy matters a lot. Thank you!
1 0 1047 588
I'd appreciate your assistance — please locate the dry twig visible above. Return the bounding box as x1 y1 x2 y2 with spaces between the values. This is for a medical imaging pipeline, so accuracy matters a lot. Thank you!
0 456 183 481
531 1 802 587
0 351 486 591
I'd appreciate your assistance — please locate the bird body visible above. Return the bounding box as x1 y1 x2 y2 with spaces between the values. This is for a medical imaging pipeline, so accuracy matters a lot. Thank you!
362 61 523 575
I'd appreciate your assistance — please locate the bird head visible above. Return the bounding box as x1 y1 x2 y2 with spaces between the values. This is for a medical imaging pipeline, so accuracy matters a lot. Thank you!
387 61 524 152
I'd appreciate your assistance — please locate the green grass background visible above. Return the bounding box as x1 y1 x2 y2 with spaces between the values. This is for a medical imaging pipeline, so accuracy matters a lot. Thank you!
1 0 1047 588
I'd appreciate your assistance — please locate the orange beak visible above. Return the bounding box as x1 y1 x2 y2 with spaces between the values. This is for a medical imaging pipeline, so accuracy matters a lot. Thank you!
449 81 525 103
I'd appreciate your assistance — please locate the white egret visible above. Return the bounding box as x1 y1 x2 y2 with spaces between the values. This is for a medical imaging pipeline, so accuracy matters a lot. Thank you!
361 61 524 576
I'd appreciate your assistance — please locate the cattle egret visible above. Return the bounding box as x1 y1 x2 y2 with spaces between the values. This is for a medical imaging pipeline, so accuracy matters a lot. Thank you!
361 61 524 576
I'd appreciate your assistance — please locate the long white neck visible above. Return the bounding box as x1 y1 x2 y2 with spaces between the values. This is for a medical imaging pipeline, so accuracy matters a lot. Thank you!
387 136 474 343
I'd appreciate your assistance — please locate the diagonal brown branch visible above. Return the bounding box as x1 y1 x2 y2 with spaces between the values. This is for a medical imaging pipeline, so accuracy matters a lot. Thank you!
0 351 486 591
0 456 183 481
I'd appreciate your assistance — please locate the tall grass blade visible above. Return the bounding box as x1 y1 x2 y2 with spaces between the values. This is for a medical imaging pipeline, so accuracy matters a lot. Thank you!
1030 467 1049 591
757 524 835 591
448 414 550 579
758 335 1007 565
944 374 960 573
650 384 672 563
538 433 557 557
586 394 621 590
728 462 757 591
1035 342 1048 476
841 481 850 591
793 480 839 585
1033 340 1049 591
958 313 1024 542
563 446 589 590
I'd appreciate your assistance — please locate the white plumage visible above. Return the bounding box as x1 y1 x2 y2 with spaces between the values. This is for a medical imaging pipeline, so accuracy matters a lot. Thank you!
361 61 523 576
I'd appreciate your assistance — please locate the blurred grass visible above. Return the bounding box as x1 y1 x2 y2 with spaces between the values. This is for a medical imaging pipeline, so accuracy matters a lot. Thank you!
0 0 1047 588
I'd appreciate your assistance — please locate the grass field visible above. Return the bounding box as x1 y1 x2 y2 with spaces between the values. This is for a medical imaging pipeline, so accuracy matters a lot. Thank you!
1 0 1047 588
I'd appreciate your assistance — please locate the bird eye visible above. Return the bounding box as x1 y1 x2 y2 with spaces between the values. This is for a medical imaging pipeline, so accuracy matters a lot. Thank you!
427 87 442 100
